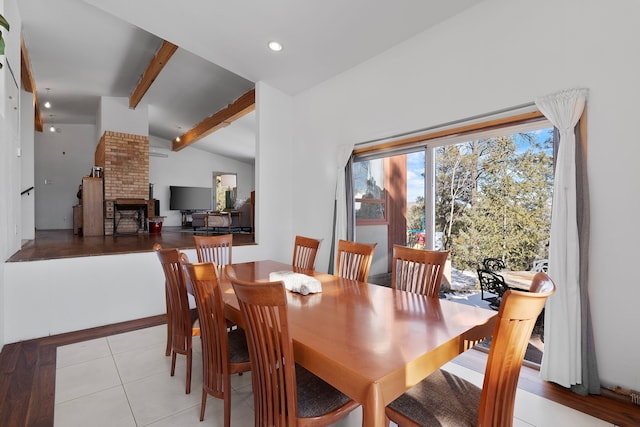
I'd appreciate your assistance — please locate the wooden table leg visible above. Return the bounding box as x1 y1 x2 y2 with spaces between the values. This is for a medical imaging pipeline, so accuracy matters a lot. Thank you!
363 382 385 427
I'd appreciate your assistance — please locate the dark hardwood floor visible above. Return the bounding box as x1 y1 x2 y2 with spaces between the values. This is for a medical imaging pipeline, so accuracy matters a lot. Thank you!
8 227 255 262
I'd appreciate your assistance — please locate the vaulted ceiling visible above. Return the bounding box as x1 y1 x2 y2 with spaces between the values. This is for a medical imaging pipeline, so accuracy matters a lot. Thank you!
18 0 484 162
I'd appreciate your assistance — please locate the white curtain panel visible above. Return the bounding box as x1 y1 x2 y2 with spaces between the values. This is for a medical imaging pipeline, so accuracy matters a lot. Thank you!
333 144 354 265
535 87 588 387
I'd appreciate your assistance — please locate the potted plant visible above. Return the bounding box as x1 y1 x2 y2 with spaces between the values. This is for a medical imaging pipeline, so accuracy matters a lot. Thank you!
0 13 9 69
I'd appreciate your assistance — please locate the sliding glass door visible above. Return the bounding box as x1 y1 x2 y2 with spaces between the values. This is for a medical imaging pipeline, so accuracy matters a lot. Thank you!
353 122 554 289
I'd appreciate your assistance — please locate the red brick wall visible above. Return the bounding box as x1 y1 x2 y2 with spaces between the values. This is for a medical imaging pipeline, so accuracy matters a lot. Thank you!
97 131 149 200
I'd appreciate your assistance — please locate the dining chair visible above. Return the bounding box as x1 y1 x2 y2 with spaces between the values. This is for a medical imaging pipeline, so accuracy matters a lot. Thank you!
153 243 174 357
477 268 508 309
482 257 506 272
194 234 237 330
531 258 549 272
391 245 449 297
292 235 321 270
182 261 251 426
193 234 233 266
153 244 200 394
225 265 360 427
335 239 377 282
385 272 556 427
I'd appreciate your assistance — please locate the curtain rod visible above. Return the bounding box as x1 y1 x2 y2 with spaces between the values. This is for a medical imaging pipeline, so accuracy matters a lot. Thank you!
355 101 537 147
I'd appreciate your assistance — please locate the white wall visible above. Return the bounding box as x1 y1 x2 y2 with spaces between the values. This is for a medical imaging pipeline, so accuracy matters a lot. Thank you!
20 90 35 240
357 225 388 276
98 96 149 137
34 124 97 229
255 82 295 255
4 252 166 340
0 0 22 351
291 0 640 392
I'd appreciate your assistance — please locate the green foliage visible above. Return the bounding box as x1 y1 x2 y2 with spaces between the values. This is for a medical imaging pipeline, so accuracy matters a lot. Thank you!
0 15 9 68
407 196 425 247
0 13 9 69
434 131 553 271
434 142 478 250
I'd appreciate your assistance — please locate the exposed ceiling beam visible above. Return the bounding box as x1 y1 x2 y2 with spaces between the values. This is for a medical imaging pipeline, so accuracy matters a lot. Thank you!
129 40 178 109
172 88 255 152
20 37 43 132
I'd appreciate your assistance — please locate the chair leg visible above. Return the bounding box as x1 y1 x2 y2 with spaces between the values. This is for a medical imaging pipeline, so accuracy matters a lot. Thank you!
224 375 232 427
200 389 207 421
165 326 171 357
170 351 177 376
165 294 172 357
224 392 231 427
185 349 192 394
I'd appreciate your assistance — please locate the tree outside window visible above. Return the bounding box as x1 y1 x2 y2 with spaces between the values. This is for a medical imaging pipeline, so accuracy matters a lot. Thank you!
433 130 553 271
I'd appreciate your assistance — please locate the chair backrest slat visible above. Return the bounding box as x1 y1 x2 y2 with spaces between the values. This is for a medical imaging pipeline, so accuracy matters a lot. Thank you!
183 262 230 396
478 272 555 425
392 245 449 297
226 266 297 427
154 245 193 352
335 240 377 282
194 234 233 266
292 235 320 270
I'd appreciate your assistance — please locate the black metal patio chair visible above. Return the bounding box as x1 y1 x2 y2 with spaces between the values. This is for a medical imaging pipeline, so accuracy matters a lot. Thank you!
477 268 508 310
482 257 506 272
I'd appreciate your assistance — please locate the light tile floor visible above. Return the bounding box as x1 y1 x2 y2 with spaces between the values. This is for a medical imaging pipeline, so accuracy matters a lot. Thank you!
55 324 614 427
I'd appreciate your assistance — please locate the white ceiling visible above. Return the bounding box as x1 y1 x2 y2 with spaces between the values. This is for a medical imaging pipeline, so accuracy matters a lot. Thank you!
18 0 483 162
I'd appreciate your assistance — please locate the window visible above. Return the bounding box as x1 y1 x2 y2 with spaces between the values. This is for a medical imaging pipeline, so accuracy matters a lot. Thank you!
351 111 555 366
432 129 554 272
351 110 554 281
213 172 237 211
354 158 386 224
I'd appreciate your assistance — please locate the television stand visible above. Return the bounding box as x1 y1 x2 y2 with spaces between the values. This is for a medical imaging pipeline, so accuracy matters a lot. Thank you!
180 210 193 227
180 210 207 228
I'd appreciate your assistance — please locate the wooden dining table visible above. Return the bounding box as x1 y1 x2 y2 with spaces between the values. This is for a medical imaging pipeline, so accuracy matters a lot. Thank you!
219 260 497 427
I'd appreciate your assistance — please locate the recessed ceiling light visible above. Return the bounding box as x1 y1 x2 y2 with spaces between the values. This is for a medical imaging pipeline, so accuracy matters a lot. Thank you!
268 41 283 52
175 136 181 142
44 88 52 108
49 126 56 132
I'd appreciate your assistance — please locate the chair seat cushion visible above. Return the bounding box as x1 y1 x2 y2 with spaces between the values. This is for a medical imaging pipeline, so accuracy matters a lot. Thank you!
387 369 481 426
227 327 250 364
295 364 354 418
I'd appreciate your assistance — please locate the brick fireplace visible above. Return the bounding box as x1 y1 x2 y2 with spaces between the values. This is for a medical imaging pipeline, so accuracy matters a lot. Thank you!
95 131 149 235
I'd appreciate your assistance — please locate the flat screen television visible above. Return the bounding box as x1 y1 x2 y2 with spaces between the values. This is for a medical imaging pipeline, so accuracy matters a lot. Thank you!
169 186 212 211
